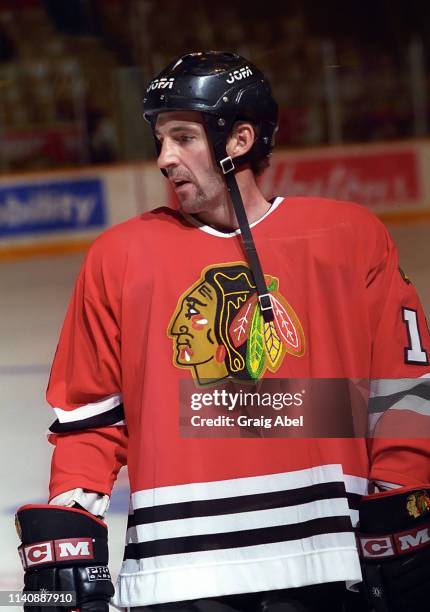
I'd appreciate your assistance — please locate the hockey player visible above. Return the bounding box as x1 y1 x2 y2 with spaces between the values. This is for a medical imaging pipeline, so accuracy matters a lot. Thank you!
16 52 430 611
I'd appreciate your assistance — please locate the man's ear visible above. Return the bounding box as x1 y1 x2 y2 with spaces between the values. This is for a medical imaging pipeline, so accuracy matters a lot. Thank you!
226 122 255 158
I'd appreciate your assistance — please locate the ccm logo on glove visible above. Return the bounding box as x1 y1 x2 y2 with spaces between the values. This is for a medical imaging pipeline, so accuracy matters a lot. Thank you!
358 524 430 558
20 538 94 568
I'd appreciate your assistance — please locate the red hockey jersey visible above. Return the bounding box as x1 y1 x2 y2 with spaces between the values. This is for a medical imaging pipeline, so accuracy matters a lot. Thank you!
47 197 430 606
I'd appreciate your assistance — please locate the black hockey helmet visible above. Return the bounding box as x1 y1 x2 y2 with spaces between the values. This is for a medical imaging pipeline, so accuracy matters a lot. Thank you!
143 51 278 174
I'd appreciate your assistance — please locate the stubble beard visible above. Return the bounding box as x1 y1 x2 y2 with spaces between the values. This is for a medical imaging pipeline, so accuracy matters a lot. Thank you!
178 175 225 215
178 185 208 214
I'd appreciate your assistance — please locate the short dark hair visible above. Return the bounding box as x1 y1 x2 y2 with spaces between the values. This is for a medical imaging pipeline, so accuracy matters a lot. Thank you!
251 154 270 176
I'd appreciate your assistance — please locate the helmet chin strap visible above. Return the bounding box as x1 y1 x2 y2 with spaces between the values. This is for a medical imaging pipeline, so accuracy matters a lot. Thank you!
220 161 274 323
205 114 274 323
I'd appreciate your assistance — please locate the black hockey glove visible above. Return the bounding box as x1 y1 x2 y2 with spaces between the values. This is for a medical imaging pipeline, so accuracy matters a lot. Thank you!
16 505 114 612
356 487 430 612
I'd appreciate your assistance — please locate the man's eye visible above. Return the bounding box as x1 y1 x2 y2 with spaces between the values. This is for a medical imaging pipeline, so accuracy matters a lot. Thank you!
179 135 195 142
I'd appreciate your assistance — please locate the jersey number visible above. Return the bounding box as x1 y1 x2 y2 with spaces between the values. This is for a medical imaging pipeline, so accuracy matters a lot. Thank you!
402 308 429 364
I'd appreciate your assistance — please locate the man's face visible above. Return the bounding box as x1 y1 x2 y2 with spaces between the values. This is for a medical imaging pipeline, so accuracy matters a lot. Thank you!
154 111 226 214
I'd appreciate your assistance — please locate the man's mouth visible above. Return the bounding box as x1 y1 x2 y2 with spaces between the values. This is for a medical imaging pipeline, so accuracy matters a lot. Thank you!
170 176 193 190
173 180 192 191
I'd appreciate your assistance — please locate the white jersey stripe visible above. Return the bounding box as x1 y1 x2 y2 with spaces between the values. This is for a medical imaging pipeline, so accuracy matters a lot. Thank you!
53 393 123 423
126 497 351 544
369 395 430 427
120 532 357 575
388 392 430 415
120 532 357 576
131 464 365 509
370 375 430 398
343 474 368 495
114 535 361 607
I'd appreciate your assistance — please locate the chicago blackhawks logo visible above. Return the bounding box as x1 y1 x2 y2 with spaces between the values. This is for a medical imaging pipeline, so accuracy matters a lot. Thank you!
168 262 305 385
406 491 430 519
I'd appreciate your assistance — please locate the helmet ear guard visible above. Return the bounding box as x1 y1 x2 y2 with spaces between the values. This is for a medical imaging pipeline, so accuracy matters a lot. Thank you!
143 51 276 323
202 115 258 176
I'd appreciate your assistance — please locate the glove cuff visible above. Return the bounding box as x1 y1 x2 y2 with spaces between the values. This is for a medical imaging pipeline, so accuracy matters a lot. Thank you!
16 505 108 571
359 486 430 532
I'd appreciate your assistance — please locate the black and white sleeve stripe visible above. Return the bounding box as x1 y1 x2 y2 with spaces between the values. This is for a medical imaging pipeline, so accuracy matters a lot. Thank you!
49 393 125 433
368 376 430 419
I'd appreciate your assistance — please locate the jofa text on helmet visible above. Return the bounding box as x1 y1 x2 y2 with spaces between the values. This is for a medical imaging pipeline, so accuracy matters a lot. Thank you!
226 66 253 84
147 77 175 92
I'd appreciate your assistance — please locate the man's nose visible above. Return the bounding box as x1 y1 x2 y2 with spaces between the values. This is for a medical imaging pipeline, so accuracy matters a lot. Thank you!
157 138 179 171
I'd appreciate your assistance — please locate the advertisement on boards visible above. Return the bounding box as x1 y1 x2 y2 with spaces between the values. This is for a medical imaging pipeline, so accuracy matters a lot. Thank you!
0 177 106 238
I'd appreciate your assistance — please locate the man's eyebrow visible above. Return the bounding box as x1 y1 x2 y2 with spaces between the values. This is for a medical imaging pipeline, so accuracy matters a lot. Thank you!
155 125 200 138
